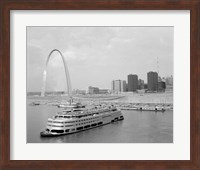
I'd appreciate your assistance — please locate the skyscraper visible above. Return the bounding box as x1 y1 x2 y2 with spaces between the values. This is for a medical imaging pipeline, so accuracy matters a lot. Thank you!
147 71 158 91
114 80 121 93
111 80 115 92
128 74 138 91
111 80 121 93
111 80 127 93
121 80 127 92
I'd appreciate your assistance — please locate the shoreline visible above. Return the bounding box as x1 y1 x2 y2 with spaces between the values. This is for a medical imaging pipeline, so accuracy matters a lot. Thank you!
28 92 173 111
28 92 173 105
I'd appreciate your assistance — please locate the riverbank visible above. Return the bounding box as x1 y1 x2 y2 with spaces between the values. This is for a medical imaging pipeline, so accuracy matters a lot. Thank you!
28 92 173 111
28 91 173 104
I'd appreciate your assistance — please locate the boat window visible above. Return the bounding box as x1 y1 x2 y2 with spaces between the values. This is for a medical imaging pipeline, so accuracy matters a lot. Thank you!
64 116 71 118
84 125 90 128
76 127 83 131
53 121 63 123
66 121 75 123
65 125 73 127
52 125 64 127
51 130 64 133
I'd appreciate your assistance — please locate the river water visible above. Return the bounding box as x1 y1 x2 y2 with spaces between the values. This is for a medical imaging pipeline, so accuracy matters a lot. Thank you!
27 102 173 143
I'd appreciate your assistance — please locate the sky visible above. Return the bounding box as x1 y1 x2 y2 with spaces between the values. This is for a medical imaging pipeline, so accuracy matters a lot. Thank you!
27 27 173 92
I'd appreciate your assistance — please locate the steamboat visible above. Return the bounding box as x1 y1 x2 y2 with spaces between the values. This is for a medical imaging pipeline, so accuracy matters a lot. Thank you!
40 104 124 137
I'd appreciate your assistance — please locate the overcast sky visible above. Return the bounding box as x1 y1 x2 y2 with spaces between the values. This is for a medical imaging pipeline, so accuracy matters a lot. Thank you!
27 27 173 92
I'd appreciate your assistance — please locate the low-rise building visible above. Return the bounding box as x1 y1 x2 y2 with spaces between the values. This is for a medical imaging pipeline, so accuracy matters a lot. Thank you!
99 89 109 94
88 86 99 94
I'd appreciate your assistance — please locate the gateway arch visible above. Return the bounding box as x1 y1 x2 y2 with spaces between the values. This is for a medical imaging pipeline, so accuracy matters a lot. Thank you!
41 49 72 97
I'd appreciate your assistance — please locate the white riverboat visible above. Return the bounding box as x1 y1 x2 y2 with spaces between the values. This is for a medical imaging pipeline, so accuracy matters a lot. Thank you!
40 105 124 137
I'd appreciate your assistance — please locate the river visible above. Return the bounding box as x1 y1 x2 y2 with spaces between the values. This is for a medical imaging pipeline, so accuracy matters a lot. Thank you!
27 102 173 143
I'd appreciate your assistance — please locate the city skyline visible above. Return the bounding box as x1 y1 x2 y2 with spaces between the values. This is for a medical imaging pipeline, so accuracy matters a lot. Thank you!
27 27 173 92
27 72 173 93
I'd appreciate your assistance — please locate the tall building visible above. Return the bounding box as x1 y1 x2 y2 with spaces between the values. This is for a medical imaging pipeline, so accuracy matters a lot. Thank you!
111 80 127 93
128 74 138 91
114 80 121 93
147 71 158 91
111 80 115 92
121 80 127 92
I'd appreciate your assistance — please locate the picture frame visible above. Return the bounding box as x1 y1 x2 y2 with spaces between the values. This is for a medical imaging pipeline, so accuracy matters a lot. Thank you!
0 0 199 170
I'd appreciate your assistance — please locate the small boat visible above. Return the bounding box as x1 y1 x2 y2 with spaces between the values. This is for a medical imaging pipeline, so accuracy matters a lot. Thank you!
57 101 85 108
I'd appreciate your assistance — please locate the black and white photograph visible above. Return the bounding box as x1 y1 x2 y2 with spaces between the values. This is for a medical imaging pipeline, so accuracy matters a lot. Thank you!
27 26 173 143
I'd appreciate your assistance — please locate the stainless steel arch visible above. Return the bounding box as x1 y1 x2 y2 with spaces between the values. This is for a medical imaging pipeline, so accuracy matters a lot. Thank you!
41 49 72 97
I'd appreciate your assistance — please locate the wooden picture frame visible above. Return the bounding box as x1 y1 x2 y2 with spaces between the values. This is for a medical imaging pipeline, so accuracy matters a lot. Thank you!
0 0 199 169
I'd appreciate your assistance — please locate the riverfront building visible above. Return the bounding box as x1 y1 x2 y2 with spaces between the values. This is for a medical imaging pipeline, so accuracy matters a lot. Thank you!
111 80 127 93
88 86 109 94
128 74 138 91
72 89 86 95
121 80 127 92
158 81 166 92
111 80 115 92
138 79 144 89
147 71 158 91
114 80 121 93
165 76 173 86
111 80 121 93
88 86 99 94
99 89 109 94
